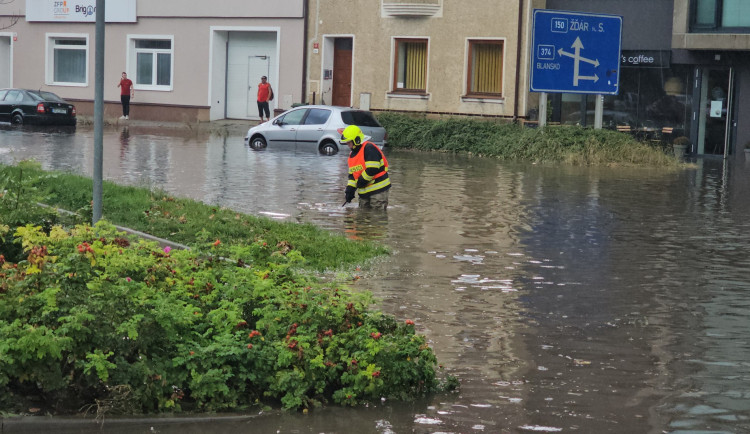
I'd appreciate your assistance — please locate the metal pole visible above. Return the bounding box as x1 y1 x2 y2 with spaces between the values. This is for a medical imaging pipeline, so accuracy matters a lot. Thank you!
539 92 547 128
723 67 734 160
594 94 603 129
92 0 105 224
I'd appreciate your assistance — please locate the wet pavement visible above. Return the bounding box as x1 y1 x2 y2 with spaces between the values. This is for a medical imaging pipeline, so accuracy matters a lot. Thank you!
3 123 750 433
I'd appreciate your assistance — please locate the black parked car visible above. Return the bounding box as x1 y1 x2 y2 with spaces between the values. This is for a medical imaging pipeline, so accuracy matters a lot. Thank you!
0 89 77 126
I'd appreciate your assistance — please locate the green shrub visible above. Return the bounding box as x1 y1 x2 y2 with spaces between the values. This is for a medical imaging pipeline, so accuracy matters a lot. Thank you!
0 161 62 263
377 112 679 166
0 221 455 414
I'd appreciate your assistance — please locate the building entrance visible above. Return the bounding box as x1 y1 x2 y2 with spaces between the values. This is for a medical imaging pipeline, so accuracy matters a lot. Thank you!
0 35 10 88
697 68 735 157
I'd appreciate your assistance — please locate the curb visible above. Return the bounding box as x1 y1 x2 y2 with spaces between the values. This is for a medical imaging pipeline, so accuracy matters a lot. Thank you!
43 203 190 251
1 413 262 434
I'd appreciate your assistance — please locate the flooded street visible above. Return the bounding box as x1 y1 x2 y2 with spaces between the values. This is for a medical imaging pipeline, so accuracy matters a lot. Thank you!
3 124 750 433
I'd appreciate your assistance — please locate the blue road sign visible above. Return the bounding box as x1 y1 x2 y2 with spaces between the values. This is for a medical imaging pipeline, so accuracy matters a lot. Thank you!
530 9 622 95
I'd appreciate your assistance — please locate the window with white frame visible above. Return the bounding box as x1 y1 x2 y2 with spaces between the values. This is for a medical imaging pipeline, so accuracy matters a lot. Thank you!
47 35 88 85
392 38 428 93
129 37 173 90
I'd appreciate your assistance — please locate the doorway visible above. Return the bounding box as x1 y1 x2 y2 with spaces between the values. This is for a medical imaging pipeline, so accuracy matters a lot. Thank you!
224 31 276 120
0 35 11 88
245 55 271 117
331 38 352 107
697 68 734 156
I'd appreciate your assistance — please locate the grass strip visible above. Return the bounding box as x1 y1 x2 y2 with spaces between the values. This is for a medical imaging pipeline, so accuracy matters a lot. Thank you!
0 162 388 272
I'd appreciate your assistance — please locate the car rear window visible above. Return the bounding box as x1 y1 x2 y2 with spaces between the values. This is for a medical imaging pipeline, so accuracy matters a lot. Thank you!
40 91 63 102
340 110 381 127
27 91 62 102
304 108 331 125
26 91 44 102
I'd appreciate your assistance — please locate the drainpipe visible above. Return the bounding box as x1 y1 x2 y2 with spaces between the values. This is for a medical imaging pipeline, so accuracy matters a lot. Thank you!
301 0 309 104
513 0 524 123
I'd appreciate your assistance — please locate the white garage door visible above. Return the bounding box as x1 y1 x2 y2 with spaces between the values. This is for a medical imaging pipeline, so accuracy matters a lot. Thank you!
226 31 276 120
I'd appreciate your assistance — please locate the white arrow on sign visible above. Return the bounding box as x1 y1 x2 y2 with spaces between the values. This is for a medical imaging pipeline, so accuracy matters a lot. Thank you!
557 37 600 86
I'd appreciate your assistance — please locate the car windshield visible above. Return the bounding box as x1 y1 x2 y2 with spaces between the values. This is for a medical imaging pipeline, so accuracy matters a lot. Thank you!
340 110 381 127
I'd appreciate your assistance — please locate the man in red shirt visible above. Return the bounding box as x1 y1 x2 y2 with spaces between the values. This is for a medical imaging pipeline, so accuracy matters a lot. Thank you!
117 72 134 120
256 75 273 123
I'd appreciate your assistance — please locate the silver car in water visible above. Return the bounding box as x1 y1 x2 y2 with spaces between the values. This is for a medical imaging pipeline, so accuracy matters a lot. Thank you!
243 105 388 155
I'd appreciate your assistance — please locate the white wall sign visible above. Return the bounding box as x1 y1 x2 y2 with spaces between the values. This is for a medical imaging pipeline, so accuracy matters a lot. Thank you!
710 100 723 118
26 0 136 23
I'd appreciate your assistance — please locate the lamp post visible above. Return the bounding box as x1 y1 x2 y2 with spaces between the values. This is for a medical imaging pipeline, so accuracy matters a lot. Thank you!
92 0 104 224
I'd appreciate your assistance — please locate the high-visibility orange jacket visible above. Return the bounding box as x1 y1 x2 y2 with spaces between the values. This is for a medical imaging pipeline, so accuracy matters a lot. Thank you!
347 142 390 197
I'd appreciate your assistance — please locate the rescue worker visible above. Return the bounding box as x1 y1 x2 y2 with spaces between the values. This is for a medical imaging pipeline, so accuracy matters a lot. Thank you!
340 125 391 210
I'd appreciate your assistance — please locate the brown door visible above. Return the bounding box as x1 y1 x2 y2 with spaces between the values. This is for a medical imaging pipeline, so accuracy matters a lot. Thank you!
332 38 352 107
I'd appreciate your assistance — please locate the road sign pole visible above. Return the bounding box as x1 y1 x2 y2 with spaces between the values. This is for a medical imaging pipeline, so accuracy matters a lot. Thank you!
539 92 547 128
594 94 603 129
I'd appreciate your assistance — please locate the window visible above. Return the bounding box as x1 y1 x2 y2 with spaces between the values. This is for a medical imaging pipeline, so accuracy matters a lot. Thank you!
279 108 307 125
341 110 381 127
467 40 504 97
5 90 22 102
129 37 173 90
393 38 428 93
692 0 750 31
303 108 331 125
47 35 88 86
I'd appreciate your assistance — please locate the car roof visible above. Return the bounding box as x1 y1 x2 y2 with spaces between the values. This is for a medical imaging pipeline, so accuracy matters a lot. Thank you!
291 105 369 112
0 88 60 93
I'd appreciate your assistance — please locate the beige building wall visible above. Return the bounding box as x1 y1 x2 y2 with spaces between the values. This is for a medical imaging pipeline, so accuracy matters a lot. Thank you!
0 0 305 122
306 0 533 119
671 0 750 50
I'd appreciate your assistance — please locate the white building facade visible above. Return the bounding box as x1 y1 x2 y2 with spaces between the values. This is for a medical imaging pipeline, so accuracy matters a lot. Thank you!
0 0 306 122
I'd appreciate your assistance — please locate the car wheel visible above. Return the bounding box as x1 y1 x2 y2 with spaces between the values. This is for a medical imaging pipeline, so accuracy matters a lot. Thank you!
250 135 267 150
11 113 23 125
319 141 338 155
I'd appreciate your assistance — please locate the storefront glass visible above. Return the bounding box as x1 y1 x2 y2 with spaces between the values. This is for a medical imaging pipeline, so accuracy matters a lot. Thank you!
554 65 694 142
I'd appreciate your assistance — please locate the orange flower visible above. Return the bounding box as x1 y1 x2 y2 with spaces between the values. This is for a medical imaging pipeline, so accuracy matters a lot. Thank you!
213 239 221 246
405 319 415 325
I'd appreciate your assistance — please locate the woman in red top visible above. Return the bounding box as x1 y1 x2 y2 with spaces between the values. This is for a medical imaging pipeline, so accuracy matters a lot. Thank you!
117 72 134 120
256 75 273 123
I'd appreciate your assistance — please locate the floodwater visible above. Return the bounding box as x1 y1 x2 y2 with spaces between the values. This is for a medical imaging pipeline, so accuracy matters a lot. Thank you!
3 124 750 433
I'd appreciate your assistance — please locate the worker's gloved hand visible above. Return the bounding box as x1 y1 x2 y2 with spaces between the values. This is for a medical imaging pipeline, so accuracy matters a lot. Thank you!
345 186 356 203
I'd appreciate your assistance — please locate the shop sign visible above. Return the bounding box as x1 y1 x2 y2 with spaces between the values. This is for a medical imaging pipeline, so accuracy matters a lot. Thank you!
620 50 671 68
26 0 136 23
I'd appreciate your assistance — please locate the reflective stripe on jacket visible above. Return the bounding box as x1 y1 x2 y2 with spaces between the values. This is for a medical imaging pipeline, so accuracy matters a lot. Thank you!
347 142 390 196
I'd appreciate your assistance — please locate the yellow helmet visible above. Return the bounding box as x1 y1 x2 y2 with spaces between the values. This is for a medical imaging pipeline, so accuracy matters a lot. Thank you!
339 125 364 146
